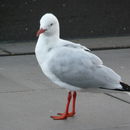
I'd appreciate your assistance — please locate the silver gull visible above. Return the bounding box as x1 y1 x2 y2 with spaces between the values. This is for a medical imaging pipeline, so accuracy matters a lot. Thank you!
35 13 130 120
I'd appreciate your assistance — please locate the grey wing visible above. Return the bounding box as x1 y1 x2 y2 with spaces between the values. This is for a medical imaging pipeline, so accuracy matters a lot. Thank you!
60 39 102 65
49 48 120 89
60 39 90 51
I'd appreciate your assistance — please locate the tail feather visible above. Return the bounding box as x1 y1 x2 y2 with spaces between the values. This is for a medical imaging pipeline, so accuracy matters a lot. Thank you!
99 82 130 92
120 82 130 92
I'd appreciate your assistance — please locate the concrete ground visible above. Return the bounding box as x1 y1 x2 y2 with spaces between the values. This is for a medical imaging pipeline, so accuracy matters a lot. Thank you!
0 36 130 130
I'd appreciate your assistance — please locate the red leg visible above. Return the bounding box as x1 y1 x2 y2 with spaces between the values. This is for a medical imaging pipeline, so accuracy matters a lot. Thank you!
70 91 77 116
58 91 77 117
50 91 72 120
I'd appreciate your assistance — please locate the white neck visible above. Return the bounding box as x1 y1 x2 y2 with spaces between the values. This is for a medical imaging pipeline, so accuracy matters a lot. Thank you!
35 34 59 65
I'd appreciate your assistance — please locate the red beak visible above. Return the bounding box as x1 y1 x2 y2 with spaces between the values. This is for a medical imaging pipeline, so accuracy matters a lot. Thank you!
36 28 46 37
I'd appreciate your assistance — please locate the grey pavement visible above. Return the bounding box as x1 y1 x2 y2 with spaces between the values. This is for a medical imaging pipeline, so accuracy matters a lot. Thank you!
0 36 130 130
0 35 130 56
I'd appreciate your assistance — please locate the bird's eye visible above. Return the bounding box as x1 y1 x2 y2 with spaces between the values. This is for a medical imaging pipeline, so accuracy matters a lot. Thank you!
50 23 53 26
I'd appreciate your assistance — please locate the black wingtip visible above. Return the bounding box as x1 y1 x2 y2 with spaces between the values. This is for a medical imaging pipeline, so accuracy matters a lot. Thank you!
120 82 130 92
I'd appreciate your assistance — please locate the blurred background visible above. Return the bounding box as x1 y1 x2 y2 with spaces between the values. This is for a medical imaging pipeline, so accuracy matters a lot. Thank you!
1 1 130 129
0 0 130 42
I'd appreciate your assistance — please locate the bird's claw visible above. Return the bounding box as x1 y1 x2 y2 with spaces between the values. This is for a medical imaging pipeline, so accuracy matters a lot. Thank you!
50 112 76 120
57 112 75 117
50 114 67 120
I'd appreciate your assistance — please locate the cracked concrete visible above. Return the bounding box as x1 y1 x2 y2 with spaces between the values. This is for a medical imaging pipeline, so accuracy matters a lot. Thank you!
0 36 130 56
0 36 130 130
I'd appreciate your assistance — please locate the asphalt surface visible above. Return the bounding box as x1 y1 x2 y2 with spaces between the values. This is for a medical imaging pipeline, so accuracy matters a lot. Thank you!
0 36 130 130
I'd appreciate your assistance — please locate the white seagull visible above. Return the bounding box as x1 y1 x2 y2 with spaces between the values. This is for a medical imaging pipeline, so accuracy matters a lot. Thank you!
35 13 130 120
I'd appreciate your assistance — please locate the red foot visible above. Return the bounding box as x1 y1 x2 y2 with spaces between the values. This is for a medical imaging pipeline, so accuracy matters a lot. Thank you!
50 114 67 120
57 112 76 117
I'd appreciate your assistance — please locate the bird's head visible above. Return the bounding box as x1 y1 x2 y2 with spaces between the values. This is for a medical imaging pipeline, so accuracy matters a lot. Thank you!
36 13 60 37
